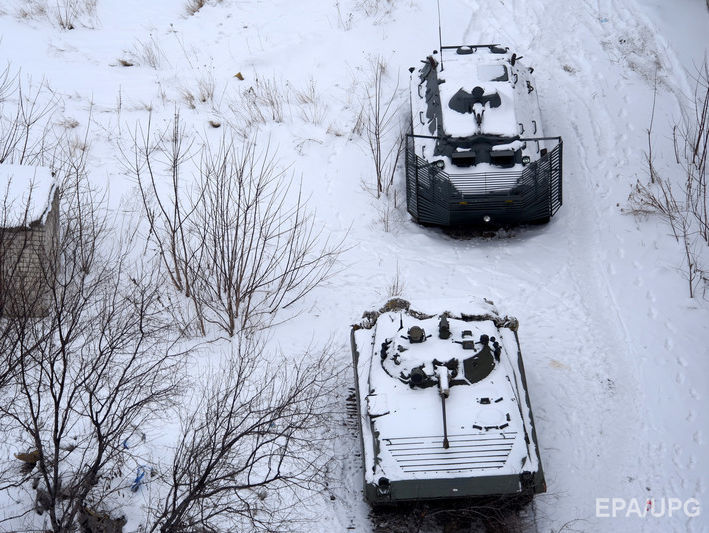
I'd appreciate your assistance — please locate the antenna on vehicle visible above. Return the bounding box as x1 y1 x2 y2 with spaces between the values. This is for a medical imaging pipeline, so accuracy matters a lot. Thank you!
437 0 444 71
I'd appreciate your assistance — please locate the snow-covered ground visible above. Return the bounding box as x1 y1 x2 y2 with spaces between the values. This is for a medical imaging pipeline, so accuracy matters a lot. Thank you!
1 0 708 532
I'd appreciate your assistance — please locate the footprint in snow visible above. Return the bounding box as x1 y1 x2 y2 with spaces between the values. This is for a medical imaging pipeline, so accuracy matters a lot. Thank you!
692 430 702 445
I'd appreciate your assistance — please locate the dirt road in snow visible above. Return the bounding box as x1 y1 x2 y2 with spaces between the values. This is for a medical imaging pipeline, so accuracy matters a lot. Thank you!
321 1 709 531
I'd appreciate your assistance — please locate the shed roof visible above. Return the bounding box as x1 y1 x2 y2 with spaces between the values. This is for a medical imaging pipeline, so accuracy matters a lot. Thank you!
0 164 56 229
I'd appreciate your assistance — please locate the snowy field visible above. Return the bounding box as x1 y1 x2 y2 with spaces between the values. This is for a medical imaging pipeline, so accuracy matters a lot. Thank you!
1 0 708 532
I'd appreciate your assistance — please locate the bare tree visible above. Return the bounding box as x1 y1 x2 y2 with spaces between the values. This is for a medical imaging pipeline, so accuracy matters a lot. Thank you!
0 64 16 103
0 180 50 393
123 115 343 337
147 337 340 532
121 111 203 330
676 64 709 243
628 65 709 298
0 64 64 394
364 56 404 200
192 135 341 335
0 145 189 533
0 69 58 166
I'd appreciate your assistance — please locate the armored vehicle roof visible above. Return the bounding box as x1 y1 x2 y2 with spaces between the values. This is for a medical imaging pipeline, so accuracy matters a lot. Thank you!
405 45 563 225
351 299 546 503
410 45 548 172
437 48 519 138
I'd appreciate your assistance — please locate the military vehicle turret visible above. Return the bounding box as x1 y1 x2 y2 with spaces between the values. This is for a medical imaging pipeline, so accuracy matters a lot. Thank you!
350 299 545 505
406 44 563 226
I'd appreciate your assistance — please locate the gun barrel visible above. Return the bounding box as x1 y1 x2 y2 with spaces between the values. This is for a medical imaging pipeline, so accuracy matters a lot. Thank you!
441 393 450 449
437 366 451 448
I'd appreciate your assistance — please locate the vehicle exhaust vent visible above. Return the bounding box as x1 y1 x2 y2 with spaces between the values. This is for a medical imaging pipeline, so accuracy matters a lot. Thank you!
383 432 517 474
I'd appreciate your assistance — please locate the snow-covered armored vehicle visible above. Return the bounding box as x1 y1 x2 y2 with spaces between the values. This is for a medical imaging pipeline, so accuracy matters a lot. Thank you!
350 299 545 505
406 44 563 226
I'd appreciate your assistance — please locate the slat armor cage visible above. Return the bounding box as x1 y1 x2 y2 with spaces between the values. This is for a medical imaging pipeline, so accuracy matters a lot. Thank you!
405 133 563 226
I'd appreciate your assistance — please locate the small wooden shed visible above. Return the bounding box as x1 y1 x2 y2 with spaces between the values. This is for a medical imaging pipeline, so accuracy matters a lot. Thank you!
0 164 59 317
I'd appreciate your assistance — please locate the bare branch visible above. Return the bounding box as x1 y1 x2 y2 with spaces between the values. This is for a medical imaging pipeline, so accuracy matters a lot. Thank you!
148 338 341 532
1 136 189 533
123 117 344 337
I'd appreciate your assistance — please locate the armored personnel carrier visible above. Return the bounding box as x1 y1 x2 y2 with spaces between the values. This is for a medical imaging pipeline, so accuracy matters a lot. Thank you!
350 299 545 505
406 44 563 226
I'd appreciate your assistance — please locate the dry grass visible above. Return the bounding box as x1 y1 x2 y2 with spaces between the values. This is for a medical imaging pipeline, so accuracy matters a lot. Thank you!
179 88 197 109
197 72 216 104
354 0 393 18
184 0 222 16
58 117 80 129
227 75 334 134
335 1 353 31
130 33 167 69
14 0 97 30
185 0 206 15
179 70 217 109
383 263 405 298
294 78 327 125
16 1 47 21
227 75 290 132
252 77 288 122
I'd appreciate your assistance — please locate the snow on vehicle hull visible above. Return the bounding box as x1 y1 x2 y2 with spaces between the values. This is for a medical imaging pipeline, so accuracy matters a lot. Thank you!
406 44 563 226
351 299 545 505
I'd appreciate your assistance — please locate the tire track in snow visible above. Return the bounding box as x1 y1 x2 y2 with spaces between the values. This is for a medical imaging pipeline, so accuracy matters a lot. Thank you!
320 1 707 530
442 1 678 530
